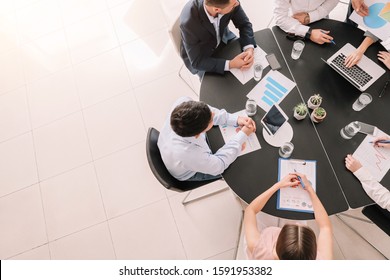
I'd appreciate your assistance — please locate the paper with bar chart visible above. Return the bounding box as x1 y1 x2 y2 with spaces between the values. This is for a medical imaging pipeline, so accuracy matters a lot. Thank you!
353 128 390 181
219 110 261 156
349 0 390 41
246 70 296 112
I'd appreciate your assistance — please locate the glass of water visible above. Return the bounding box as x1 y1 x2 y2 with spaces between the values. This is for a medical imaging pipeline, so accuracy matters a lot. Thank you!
253 62 263 81
340 121 361 139
279 142 294 158
352 93 372 111
291 40 305 60
245 99 257 116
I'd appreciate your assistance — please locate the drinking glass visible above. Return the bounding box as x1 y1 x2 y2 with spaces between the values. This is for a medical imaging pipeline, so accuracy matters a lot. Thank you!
245 99 257 116
253 63 263 81
352 93 372 111
340 121 361 139
291 40 305 60
279 142 294 158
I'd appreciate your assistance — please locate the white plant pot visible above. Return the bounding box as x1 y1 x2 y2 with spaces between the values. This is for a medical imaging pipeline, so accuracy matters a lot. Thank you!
307 97 321 109
294 110 307 120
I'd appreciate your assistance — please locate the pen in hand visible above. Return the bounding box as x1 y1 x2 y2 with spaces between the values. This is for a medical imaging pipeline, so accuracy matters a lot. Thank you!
369 140 390 144
320 30 336 45
294 169 305 189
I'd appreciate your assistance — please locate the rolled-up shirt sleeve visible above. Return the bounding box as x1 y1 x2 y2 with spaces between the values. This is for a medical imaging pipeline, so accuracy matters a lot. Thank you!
274 0 309 36
308 0 339 23
354 167 390 211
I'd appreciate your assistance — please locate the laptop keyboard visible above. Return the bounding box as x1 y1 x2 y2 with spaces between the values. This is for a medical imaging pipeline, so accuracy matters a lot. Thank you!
331 53 373 87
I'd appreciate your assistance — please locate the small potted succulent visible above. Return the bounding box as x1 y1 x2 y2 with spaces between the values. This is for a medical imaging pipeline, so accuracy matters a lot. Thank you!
307 94 322 109
311 107 327 123
293 102 308 120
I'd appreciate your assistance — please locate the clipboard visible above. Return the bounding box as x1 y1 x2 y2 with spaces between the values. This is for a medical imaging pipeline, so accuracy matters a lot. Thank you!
277 158 317 213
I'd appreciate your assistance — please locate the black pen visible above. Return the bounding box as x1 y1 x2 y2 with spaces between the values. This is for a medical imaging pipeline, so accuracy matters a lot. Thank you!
379 80 389 98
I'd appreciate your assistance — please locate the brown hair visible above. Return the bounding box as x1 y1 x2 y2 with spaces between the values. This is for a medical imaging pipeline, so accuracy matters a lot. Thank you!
170 101 212 137
205 0 231 8
275 224 317 260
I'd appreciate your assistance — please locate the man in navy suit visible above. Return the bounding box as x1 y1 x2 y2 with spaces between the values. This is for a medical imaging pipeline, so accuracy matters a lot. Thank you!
180 0 256 78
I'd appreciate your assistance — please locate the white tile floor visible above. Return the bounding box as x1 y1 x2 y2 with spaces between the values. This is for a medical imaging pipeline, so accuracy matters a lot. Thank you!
0 0 389 260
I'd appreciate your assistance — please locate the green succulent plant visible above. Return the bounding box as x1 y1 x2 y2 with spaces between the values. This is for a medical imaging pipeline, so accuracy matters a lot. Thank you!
313 107 326 117
310 94 322 105
294 102 308 116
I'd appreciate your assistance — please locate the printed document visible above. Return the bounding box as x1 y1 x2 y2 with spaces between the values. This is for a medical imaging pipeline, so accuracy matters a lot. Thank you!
247 70 296 112
277 158 317 213
230 46 269 84
349 0 390 41
219 110 261 156
353 128 390 181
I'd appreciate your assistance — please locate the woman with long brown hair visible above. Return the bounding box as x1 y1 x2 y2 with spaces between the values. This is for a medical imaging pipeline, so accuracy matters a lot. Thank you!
244 173 333 260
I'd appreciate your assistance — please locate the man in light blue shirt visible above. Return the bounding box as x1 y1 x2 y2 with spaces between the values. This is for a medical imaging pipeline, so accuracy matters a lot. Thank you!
158 97 256 181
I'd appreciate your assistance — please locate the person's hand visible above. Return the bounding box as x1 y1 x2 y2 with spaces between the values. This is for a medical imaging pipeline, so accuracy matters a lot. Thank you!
291 172 315 194
310 29 333 45
237 116 256 131
352 0 369 17
378 51 390 70
345 49 364 68
293 12 310 25
276 174 300 189
372 135 390 148
241 48 255 69
345 154 362 172
241 122 256 136
230 52 253 70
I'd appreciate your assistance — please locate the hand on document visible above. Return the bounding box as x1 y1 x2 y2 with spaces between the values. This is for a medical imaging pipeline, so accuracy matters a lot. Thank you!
237 116 256 136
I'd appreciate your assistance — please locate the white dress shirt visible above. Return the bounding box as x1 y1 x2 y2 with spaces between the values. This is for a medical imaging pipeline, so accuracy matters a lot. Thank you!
203 3 254 71
157 97 248 181
353 167 390 211
274 0 339 37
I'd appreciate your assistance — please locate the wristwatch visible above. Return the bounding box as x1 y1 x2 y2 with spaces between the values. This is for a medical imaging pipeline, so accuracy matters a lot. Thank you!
305 28 312 40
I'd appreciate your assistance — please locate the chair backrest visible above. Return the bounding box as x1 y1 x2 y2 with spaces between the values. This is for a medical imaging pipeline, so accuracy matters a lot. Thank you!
168 16 181 55
362 204 390 236
146 127 215 191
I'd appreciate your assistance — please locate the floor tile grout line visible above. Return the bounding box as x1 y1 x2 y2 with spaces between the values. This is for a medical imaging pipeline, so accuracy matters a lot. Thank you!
165 194 189 260
59 9 118 259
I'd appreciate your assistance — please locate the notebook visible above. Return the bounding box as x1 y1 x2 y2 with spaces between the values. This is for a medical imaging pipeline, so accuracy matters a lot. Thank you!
322 43 386 91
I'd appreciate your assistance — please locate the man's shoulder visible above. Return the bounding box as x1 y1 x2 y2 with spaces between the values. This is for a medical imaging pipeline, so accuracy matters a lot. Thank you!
180 0 203 25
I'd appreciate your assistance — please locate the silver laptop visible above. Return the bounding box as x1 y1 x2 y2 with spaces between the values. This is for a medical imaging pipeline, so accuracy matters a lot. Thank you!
322 43 386 91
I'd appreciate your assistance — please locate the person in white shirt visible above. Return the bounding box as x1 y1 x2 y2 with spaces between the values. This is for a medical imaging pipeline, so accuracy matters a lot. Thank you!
158 97 256 181
345 136 390 211
274 0 338 44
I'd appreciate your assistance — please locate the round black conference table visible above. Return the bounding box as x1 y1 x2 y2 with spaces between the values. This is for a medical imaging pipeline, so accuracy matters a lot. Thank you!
200 19 390 220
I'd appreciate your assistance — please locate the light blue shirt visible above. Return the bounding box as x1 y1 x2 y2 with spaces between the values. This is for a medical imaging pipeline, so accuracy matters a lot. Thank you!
157 97 248 181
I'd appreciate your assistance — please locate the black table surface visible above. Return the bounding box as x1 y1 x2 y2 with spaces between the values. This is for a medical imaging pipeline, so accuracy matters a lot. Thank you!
200 28 349 220
273 19 390 208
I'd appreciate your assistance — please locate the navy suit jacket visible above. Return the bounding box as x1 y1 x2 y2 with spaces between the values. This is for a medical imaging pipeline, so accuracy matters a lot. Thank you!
180 0 256 74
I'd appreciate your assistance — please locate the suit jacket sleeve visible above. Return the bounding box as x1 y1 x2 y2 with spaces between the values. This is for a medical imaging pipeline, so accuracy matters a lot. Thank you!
180 1 255 74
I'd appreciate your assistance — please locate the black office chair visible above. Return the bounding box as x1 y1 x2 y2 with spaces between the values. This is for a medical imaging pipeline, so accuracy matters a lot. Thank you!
146 127 228 205
362 204 390 236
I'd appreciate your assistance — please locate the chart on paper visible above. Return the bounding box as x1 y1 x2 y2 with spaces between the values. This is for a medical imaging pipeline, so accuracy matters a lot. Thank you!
246 70 296 112
353 129 390 181
218 110 261 156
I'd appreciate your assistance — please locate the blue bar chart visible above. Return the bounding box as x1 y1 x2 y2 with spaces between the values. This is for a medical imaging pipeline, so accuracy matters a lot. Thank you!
247 70 296 112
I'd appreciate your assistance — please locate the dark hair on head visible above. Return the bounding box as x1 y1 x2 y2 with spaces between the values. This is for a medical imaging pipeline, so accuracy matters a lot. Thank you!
275 224 317 260
205 0 231 8
170 101 212 137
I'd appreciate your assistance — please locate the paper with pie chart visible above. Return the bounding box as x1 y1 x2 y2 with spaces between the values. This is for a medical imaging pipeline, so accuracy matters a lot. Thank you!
277 158 317 213
218 110 261 156
349 0 390 41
